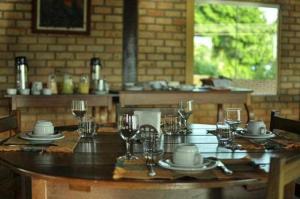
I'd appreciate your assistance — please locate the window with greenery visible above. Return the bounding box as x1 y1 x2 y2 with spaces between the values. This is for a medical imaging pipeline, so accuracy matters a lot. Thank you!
193 1 279 95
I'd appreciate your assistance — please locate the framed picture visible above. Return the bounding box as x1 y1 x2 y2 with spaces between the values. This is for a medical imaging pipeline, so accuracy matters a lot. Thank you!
32 0 91 35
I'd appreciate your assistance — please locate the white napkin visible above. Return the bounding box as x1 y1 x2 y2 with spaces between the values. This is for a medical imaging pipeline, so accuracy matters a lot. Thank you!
134 110 161 134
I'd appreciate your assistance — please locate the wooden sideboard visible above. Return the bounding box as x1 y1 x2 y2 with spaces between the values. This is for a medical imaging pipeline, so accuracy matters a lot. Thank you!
119 88 253 122
5 94 117 131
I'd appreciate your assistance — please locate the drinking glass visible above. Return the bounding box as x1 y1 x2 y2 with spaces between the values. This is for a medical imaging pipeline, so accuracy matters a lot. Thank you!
161 115 180 135
118 114 140 160
71 100 87 134
177 100 193 133
72 100 87 121
216 122 232 146
224 108 241 150
224 108 241 131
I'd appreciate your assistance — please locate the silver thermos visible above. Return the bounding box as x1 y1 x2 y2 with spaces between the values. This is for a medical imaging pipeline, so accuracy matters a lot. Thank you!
90 57 102 93
15 56 28 92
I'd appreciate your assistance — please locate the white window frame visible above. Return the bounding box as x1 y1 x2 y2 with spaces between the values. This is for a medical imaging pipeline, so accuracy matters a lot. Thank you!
186 0 280 96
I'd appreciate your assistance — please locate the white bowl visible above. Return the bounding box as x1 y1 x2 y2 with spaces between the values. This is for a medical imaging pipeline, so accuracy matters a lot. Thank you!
179 84 194 91
20 88 30 95
33 120 54 136
7 88 17 95
42 88 52 95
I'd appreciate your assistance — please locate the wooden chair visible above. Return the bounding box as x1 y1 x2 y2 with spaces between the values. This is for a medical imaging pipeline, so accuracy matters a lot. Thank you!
0 114 18 139
269 111 300 198
270 110 300 134
266 154 300 199
0 115 20 199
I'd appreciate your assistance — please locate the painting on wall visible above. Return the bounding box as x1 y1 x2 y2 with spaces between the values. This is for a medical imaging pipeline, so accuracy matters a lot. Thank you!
32 0 90 34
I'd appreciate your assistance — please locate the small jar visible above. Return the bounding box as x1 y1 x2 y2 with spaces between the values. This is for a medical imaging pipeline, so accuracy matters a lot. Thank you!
78 75 90 94
62 74 74 94
48 74 58 94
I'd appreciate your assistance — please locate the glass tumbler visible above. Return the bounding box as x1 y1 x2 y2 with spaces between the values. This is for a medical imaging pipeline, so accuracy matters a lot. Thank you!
216 122 233 146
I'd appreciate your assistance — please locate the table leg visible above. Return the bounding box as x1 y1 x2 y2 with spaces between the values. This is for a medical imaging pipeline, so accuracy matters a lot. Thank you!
31 178 47 199
217 104 223 122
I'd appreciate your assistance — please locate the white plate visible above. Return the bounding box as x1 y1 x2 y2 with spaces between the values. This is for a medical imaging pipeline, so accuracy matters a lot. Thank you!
236 130 275 139
26 131 63 138
126 86 143 91
158 158 217 172
19 132 64 141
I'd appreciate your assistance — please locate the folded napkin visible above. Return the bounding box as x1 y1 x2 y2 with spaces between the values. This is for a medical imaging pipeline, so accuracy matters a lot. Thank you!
113 157 267 182
134 110 161 134
0 131 80 153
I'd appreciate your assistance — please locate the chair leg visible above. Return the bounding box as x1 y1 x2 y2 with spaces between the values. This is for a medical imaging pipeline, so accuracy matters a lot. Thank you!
284 182 295 199
295 182 300 197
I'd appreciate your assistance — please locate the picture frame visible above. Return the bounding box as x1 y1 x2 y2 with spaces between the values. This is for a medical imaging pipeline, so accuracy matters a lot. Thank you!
32 0 91 35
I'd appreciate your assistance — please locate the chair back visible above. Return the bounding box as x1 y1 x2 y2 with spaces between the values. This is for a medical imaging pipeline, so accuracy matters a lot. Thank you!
267 154 300 199
270 111 300 134
0 115 18 136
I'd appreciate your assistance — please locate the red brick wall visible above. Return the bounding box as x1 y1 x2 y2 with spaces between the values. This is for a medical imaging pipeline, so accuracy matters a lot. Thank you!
0 0 299 130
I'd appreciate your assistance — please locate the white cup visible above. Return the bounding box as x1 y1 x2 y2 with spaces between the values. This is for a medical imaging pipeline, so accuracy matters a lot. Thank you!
33 120 54 136
6 88 17 95
32 81 43 91
173 144 203 167
42 88 52 95
247 120 267 135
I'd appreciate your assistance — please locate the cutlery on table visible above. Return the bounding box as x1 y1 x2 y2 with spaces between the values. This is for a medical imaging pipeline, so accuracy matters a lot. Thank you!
208 157 233 175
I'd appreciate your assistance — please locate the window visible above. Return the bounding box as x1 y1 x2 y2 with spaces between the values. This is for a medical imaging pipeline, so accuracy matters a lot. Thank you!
189 1 279 95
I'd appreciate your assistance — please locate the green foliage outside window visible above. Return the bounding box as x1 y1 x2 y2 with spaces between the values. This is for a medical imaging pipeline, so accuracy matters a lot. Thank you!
194 3 278 80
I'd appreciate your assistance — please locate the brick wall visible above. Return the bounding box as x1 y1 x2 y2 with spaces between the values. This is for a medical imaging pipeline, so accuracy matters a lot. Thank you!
0 0 299 130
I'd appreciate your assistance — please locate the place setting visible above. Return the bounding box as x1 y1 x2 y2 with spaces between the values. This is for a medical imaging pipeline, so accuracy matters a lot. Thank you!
235 120 275 140
19 120 64 142
0 118 80 153
158 144 218 173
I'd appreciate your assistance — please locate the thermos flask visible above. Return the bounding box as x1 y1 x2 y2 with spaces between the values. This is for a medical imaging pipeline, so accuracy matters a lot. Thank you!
90 57 102 93
15 56 28 92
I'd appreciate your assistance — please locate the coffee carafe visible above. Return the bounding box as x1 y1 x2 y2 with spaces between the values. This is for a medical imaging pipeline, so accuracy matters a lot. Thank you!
90 57 102 93
15 56 28 92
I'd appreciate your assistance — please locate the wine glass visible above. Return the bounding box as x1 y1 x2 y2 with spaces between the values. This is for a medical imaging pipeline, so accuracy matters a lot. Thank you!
177 100 193 133
71 100 87 121
71 100 87 134
224 108 241 131
118 114 140 160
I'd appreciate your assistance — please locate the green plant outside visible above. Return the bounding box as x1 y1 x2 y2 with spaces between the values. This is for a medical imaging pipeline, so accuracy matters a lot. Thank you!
194 3 277 80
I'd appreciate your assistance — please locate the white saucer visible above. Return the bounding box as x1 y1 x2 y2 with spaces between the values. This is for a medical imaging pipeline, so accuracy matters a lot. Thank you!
158 158 217 172
236 130 275 139
27 131 63 138
19 132 64 141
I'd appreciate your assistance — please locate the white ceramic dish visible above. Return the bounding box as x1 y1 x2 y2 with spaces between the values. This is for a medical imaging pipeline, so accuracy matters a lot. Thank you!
179 84 194 91
7 88 17 95
125 86 143 91
236 130 275 139
19 132 64 141
158 158 217 172
95 90 108 95
20 88 30 95
27 131 63 138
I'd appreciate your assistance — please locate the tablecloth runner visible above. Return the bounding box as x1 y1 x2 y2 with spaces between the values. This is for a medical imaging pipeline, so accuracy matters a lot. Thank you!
0 131 80 153
113 157 267 182
207 130 300 150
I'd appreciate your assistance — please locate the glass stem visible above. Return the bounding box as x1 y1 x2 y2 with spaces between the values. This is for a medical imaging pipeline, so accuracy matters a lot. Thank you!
125 139 131 159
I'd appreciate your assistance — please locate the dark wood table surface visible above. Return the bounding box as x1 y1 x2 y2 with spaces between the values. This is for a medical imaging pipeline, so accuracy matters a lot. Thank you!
0 124 295 181
0 124 298 199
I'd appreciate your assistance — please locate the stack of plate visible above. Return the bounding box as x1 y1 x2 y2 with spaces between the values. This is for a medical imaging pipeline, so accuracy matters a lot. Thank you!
158 158 217 172
19 131 64 141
